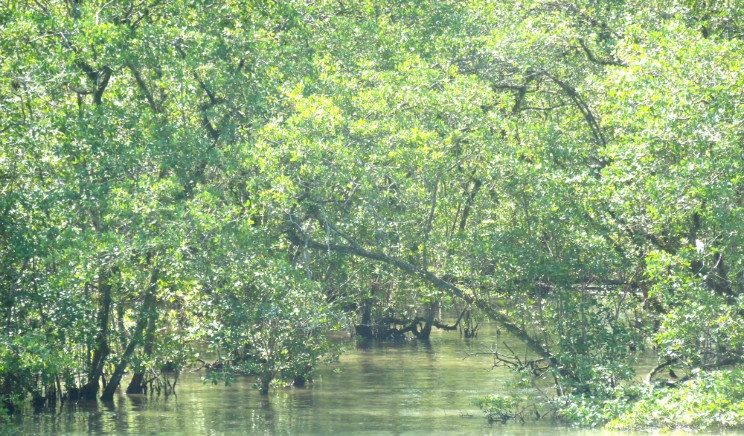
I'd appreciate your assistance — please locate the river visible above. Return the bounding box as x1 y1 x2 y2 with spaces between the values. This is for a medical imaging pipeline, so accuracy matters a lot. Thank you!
4 323 732 435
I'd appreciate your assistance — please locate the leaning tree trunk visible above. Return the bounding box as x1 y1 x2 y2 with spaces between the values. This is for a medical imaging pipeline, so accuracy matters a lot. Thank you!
101 269 158 401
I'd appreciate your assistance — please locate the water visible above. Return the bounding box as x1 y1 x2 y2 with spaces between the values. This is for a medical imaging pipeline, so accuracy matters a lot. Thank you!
4 324 735 435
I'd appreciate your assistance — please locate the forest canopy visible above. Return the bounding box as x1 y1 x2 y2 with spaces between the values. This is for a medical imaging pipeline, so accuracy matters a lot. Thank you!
2 0 743 429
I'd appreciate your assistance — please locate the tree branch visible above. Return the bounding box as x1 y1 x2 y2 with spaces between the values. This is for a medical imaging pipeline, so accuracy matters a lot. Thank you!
127 63 162 113
543 71 606 148
286 214 556 363
577 38 626 67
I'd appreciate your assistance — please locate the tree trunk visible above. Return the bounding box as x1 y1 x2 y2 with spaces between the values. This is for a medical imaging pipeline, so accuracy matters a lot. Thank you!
126 299 159 395
125 372 146 395
354 281 377 339
81 271 114 400
102 268 158 401
415 302 436 340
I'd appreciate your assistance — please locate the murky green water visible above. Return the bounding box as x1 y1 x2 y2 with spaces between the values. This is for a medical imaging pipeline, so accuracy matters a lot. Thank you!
5 324 737 435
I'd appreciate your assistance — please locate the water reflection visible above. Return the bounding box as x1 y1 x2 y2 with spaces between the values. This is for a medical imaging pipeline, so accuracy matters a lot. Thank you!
7 326 742 435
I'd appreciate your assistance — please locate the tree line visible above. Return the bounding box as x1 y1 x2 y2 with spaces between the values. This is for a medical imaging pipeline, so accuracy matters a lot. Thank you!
1 0 743 429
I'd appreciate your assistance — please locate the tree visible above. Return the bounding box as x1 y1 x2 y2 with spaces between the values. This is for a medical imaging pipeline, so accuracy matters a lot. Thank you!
2 1 743 429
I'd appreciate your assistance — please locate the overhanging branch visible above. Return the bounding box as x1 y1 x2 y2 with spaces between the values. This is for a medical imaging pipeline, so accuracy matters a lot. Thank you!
286 214 555 363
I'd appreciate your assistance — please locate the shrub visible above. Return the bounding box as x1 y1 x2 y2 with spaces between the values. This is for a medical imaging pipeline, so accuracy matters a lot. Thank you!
607 368 744 430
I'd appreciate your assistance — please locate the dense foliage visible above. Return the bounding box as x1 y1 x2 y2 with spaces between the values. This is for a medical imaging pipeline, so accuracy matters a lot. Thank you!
1 0 743 429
